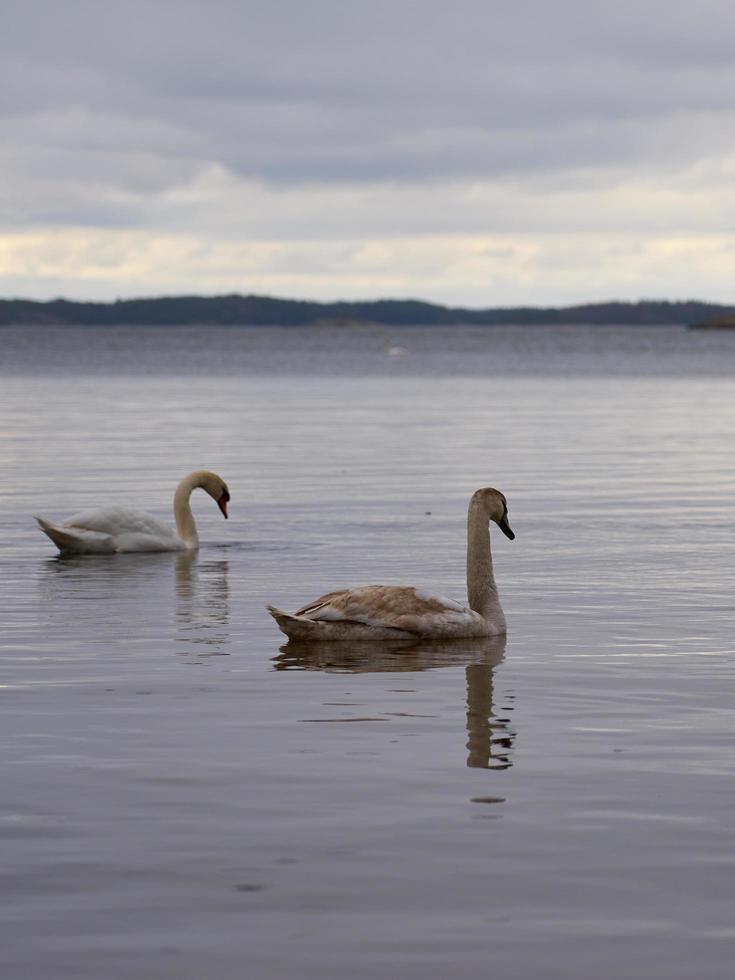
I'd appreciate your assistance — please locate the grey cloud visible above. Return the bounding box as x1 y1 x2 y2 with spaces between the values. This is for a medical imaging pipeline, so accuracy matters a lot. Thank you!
5 0 735 193
3 0 735 313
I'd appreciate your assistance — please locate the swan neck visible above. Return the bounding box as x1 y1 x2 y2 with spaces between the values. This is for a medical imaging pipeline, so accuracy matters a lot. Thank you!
466 500 500 620
173 475 200 548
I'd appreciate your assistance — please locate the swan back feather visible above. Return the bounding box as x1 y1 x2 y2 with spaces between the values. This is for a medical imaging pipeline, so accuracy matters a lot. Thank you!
35 517 116 554
270 585 491 640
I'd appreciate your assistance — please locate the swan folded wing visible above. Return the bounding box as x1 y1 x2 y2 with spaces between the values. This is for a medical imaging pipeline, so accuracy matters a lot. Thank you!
63 507 173 539
35 517 117 554
295 585 475 634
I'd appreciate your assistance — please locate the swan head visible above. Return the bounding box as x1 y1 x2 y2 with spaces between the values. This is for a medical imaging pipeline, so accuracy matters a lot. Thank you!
195 471 231 519
471 487 514 540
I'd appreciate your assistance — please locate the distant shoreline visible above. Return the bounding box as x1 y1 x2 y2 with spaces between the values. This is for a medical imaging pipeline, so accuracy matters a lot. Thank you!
1 293 733 327
687 313 735 330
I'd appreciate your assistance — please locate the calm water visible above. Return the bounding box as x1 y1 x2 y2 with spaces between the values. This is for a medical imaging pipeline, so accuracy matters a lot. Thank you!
2 324 735 979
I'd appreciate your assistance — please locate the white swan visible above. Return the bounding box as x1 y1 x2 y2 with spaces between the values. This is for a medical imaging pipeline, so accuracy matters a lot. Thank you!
35 470 230 554
268 487 514 640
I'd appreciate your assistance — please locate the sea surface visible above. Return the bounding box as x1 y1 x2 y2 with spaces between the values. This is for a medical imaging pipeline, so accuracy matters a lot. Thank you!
1 323 734 979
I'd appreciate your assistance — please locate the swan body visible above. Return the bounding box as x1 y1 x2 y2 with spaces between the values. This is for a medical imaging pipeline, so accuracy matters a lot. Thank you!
269 487 514 641
36 470 230 555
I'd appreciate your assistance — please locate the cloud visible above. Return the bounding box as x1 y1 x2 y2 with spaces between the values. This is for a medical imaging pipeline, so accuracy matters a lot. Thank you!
2 0 735 302
3 226 734 307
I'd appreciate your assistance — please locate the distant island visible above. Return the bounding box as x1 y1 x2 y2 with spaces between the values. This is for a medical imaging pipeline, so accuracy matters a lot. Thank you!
1 294 733 327
688 313 735 330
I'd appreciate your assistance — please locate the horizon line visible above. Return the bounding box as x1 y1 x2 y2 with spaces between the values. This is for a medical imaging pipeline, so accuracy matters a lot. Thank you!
2 292 734 311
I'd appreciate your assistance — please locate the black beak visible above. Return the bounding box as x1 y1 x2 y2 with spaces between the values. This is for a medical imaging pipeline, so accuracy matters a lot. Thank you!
498 515 515 540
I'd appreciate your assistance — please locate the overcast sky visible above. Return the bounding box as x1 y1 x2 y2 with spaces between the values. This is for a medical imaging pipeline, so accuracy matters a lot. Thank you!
3 0 735 305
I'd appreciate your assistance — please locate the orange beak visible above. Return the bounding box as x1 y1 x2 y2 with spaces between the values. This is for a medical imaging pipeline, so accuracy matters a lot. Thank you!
217 494 229 519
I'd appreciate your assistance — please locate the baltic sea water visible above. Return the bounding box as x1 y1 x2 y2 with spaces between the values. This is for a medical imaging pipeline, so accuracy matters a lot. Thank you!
1 323 734 979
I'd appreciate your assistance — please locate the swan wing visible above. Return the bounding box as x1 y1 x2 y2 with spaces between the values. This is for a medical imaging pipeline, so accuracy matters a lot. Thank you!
36 516 116 554
64 507 173 539
295 585 478 634
60 507 182 552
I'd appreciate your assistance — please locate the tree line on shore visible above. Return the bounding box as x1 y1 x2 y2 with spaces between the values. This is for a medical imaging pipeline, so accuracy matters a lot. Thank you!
0 294 731 326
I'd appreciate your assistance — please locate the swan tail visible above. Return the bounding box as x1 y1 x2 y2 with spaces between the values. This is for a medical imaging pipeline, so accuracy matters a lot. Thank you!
267 605 325 640
35 516 114 554
35 516 77 552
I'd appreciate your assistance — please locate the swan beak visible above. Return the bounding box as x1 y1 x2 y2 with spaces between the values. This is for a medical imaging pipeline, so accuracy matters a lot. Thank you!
498 516 515 540
217 495 229 519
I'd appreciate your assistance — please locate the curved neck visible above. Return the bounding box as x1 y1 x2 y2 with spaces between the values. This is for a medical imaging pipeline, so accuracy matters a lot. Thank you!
173 474 201 548
466 499 502 622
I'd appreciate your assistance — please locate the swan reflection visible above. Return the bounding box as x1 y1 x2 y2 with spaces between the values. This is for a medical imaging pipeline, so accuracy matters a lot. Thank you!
274 635 515 769
38 551 231 660
174 552 230 655
39 551 180 609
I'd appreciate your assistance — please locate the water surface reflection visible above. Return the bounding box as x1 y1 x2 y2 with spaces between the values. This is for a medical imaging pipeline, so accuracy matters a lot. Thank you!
274 636 515 769
37 551 231 661
175 553 230 656
38 551 180 622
